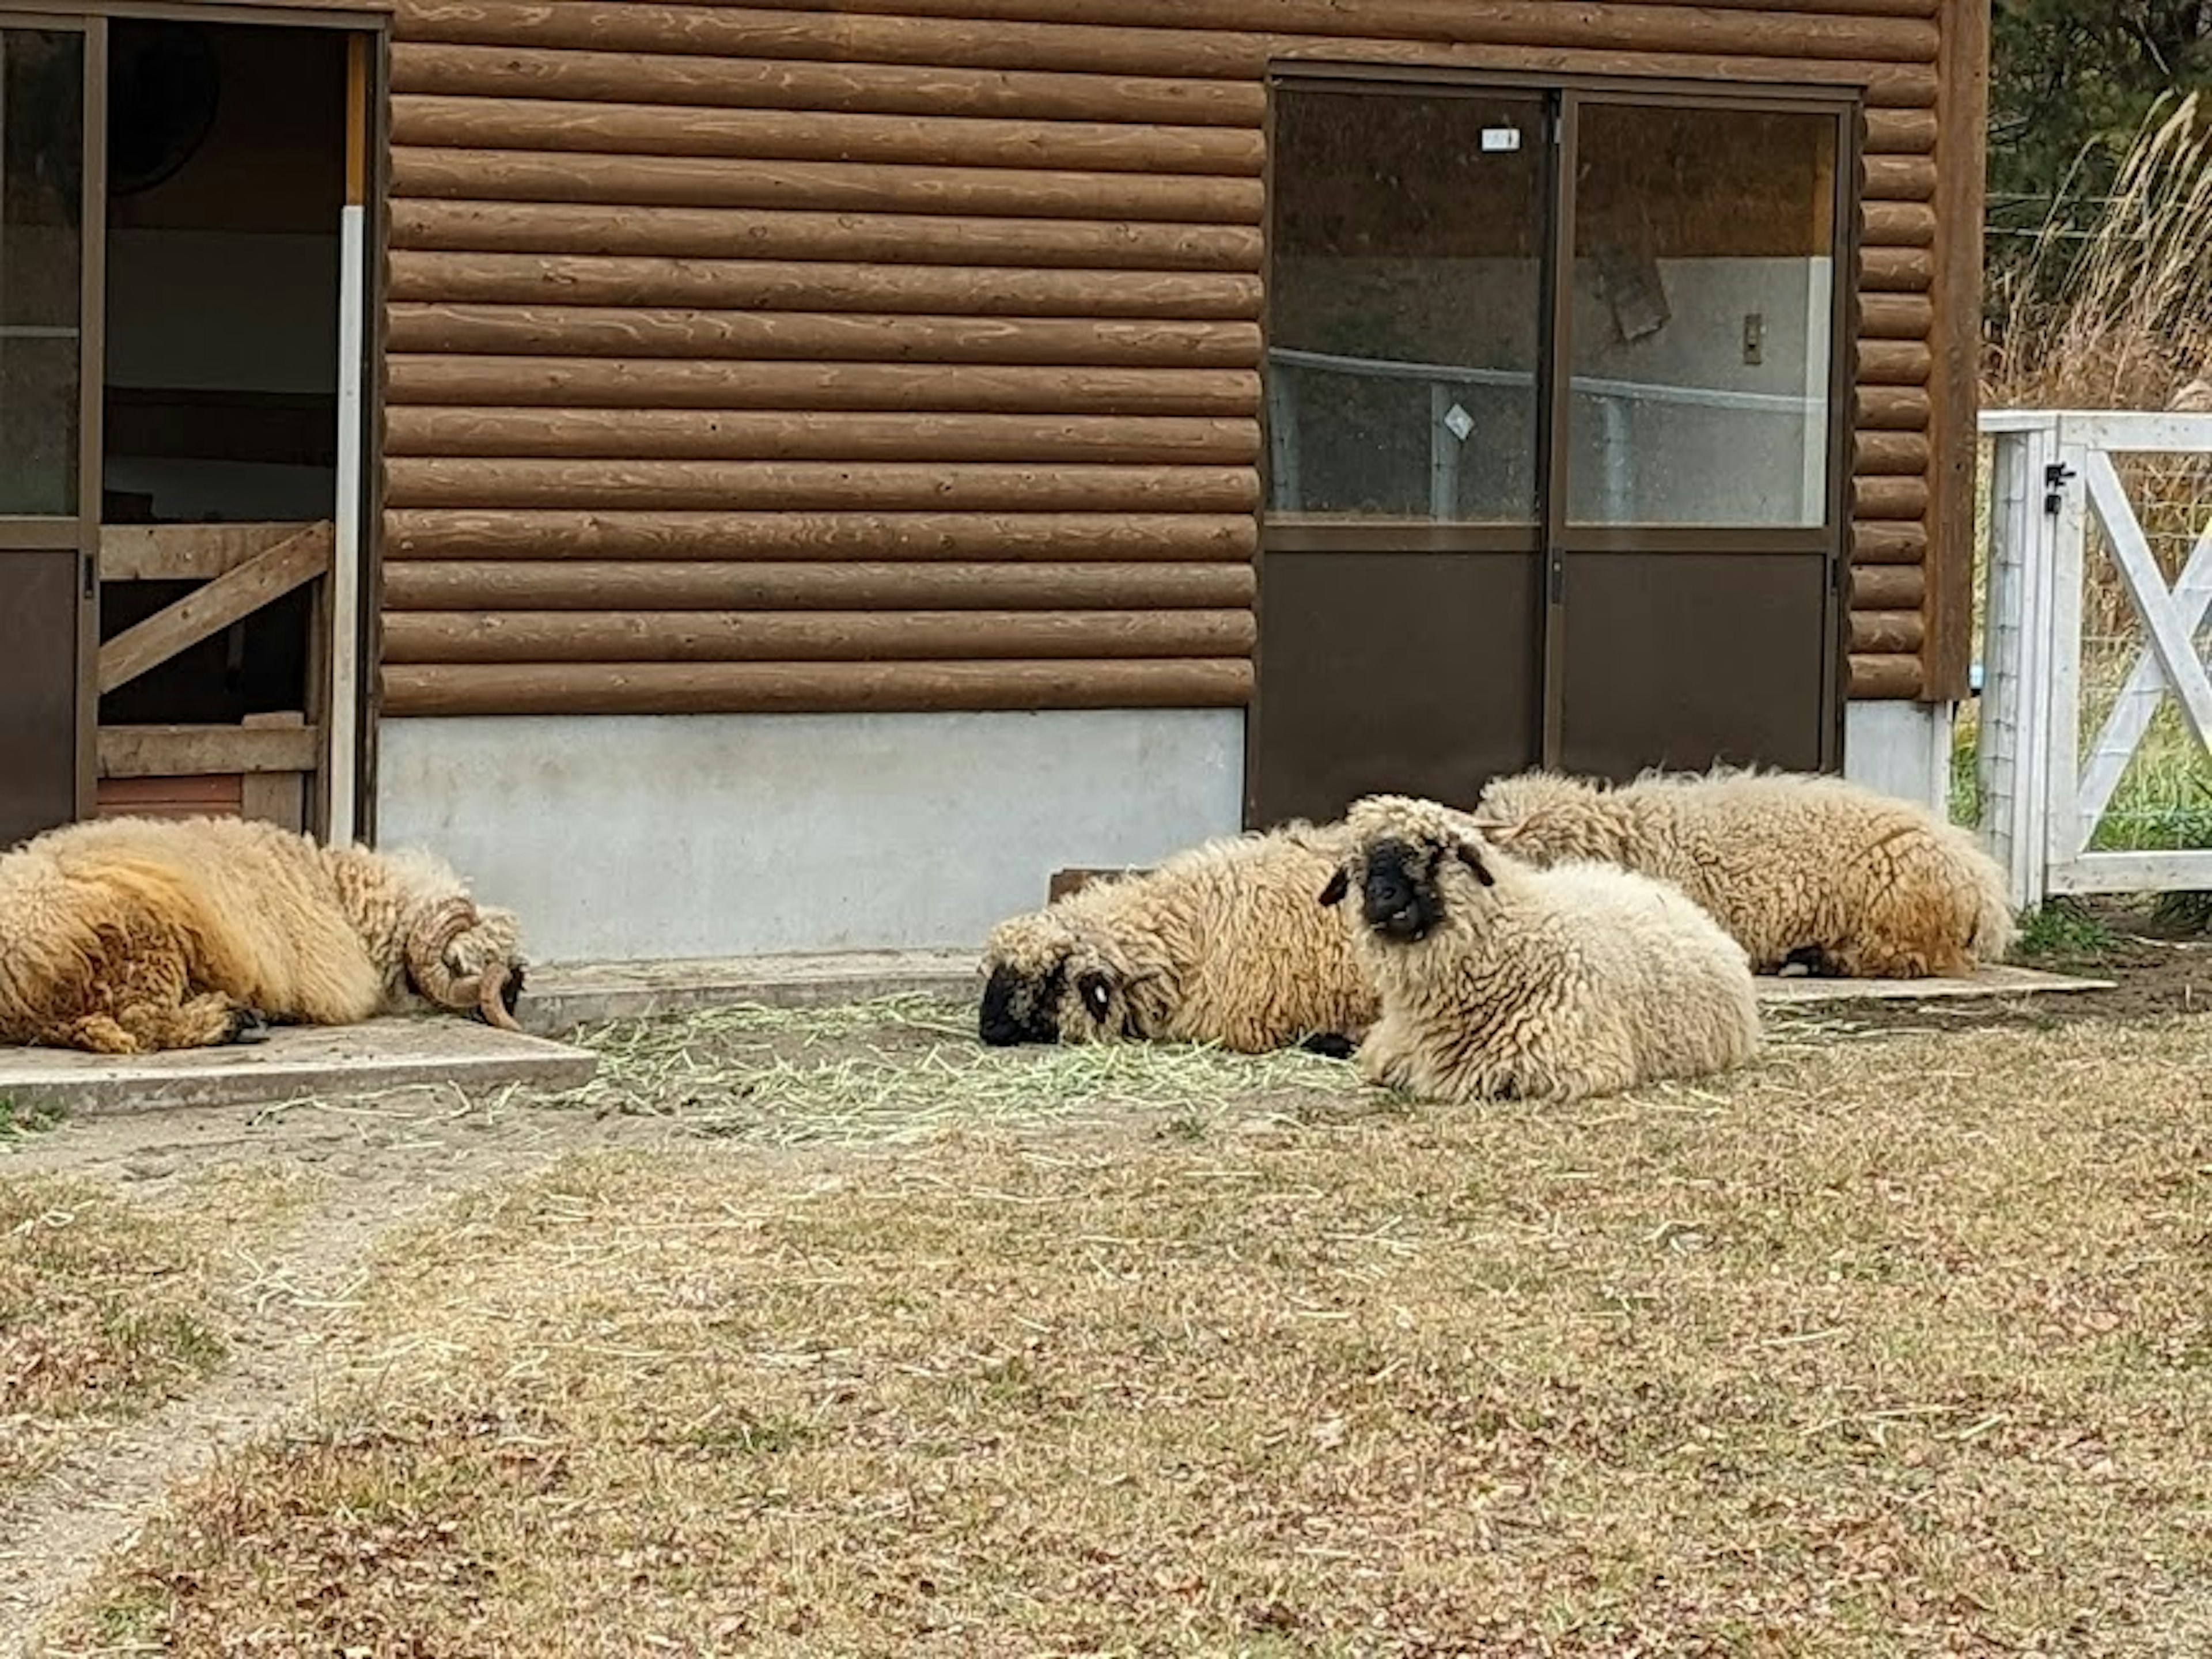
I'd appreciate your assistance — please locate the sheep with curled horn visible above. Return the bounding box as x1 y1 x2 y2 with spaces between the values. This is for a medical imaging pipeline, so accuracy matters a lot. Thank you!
0 815 528 1055
1321 794 1761 1106
978 820 1377 1056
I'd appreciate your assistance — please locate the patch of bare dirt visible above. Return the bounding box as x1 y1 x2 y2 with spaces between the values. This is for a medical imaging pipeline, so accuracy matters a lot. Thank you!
1819 907 2212 1033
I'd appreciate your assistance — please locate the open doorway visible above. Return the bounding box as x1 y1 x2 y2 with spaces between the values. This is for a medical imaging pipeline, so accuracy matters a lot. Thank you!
94 18 361 832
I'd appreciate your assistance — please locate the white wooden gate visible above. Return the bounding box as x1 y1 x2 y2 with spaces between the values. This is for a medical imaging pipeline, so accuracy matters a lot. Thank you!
1979 410 2212 908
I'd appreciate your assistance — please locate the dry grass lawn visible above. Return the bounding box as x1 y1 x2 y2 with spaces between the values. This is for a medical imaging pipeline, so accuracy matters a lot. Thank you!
2 1158 323 1495
2 1174 226 1491
46 1009 2212 1657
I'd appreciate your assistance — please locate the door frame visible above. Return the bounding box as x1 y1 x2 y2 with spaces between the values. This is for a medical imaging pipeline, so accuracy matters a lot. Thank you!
1249 62 1864 822
0 10 107 830
10 0 387 842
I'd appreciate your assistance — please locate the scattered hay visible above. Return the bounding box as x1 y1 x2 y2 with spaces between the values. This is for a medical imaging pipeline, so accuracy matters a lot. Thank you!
552 995 1372 1144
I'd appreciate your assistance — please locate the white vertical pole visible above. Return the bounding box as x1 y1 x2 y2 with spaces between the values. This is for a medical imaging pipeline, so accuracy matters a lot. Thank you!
327 35 366 846
2042 425 2089 891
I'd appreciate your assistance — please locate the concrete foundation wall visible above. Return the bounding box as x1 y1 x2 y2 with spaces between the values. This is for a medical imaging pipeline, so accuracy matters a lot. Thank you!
374 711 1246 963
1843 699 1956 816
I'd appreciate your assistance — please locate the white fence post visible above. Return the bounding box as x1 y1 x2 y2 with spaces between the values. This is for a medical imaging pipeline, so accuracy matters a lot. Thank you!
1977 412 2059 911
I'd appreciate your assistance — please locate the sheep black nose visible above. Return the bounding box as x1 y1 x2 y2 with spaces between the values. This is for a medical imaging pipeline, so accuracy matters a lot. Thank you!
979 966 1042 1046
1360 840 1429 940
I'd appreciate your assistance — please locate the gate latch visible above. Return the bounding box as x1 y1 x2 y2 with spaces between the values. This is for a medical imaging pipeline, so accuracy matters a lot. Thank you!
2043 461 2077 516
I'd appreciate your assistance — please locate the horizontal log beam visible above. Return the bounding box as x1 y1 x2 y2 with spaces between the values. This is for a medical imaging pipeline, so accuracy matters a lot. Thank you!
1855 387 1930 431
1863 156 1936 202
380 658 1255 716
381 559 1255 611
97 721 323 779
1859 247 1933 292
388 42 1268 126
1851 521 1928 564
391 148 1264 225
383 509 1259 563
1862 202 1936 247
390 201 1262 271
1848 653 1924 699
1847 608 1925 653
391 94 1264 176
1858 341 1932 387
384 457 1258 513
384 252 1260 319
384 407 1259 465
385 305 1262 368
380 608 1256 663
1858 293 1934 341
394 3 1941 81
1853 430 1931 476
1849 563 1925 608
1863 108 1938 154
1851 476 1931 521
385 357 1259 417
99 521 329 582
763 0 1942 59
97 525 333 695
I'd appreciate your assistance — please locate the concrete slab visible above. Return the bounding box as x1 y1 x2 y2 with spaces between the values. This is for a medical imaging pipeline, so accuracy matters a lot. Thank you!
519 952 2111 1033
0 1019 599 1114
1755 964 2116 1004
521 949 979 1033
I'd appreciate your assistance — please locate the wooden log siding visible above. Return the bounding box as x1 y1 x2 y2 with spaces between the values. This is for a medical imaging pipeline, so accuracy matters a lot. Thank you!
385 0 1979 717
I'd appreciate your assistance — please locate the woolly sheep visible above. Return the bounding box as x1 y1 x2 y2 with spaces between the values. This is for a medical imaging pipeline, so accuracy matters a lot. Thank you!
1320 794 1761 1105
1472 766 2017 978
0 815 527 1055
979 820 1376 1054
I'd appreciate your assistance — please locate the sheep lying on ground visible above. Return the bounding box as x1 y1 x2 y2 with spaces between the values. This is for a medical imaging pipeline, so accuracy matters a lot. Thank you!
979 821 1376 1054
1472 766 2017 978
0 815 526 1055
1321 794 1761 1105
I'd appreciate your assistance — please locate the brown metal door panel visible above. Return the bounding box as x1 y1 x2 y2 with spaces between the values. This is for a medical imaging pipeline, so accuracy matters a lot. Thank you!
0 550 85 848
1557 551 1833 781
1250 551 1541 828
0 22 96 850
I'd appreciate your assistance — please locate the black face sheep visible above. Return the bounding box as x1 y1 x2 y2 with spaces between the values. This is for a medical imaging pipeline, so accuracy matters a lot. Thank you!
1472 766 2017 978
1320 794 1762 1105
0 815 527 1055
978 821 1377 1055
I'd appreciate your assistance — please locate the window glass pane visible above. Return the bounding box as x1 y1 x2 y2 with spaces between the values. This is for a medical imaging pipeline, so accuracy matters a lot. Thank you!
1268 86 1546 525
0 29 84 517
1567 103 1836 528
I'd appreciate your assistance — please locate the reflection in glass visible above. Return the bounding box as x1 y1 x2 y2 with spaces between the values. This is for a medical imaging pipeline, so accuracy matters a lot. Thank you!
0 29 84 517
1268 87 1546 525
1568 103 1836 529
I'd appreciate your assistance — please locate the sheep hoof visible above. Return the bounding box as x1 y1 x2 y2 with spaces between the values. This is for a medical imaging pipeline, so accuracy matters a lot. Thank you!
228 1007 272 1046
1782 945 1842 978
1300 1031 1357 1061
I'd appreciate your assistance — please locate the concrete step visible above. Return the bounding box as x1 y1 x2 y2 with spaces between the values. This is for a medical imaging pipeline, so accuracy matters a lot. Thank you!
0 1018 599 1115
518 949 978 1034
514 950 2112 1037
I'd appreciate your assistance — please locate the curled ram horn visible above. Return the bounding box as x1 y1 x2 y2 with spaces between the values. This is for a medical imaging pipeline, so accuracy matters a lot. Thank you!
403 896 525 1033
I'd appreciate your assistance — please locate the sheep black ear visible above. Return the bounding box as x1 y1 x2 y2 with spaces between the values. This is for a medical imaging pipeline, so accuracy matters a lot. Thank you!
1077 969 1113 1021
1455 842 1495 887
1317 866 1350 907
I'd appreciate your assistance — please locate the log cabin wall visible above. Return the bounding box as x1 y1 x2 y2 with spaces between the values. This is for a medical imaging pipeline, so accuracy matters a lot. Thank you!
380 0 1984 718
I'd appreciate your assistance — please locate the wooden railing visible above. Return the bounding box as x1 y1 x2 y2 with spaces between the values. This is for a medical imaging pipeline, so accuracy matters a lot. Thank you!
94 521 335 830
